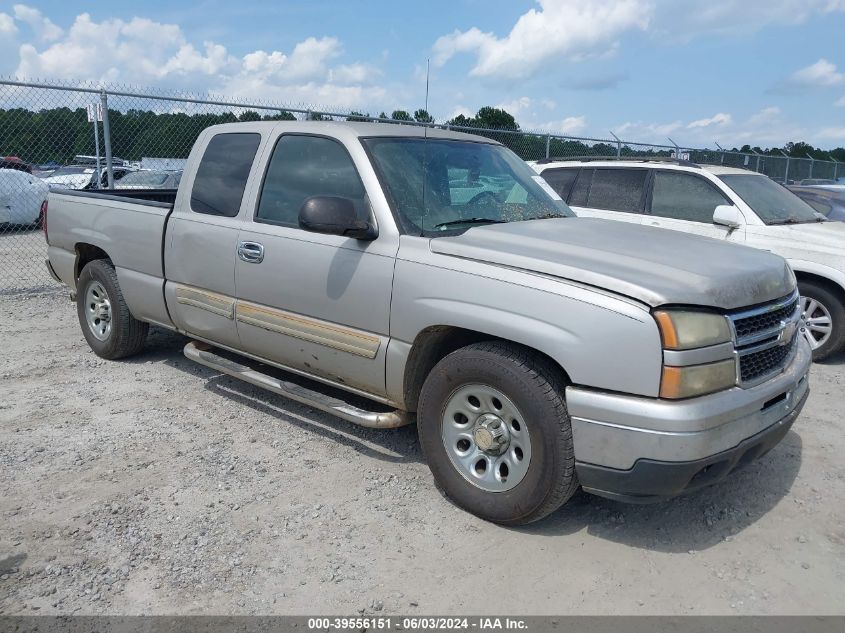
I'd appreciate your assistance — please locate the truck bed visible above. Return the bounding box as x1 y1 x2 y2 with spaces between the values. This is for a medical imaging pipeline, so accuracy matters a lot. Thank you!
54 188 177 207
46 187 177 329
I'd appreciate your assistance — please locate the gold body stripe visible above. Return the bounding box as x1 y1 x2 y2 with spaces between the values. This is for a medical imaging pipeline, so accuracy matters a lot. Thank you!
235 302 381 359
175 286 235 319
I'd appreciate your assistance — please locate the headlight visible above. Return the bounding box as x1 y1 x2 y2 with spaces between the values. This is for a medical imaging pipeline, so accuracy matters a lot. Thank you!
654 309 736 399
653 309 732 350
660 360 737 399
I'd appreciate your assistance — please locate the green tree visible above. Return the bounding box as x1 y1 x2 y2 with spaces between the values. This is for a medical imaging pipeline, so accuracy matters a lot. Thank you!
263 110 297 121
390 110 412 122
238 110 262 122
413 109 433 123
473 106 519 131
346 111 370 122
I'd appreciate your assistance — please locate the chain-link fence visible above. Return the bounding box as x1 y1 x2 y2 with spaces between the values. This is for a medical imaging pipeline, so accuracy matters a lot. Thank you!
2 77 843 293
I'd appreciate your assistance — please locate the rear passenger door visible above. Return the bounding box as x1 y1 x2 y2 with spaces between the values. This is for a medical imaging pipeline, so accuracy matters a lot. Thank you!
567 167 647 224
644 170 741 241
164 131 263 349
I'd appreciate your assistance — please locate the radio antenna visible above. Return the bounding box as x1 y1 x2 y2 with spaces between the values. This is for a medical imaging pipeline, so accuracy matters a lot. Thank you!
424 57 430 138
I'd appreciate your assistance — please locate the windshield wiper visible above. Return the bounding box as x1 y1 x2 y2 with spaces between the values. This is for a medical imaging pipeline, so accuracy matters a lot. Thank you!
433 217 506 229
768 217 811 225
525 213 567 221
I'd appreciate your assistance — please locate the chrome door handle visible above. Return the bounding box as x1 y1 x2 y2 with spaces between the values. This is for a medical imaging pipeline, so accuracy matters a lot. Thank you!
237 241 264 263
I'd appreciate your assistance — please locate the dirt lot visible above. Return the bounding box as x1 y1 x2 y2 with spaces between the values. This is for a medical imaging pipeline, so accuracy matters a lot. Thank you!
1 263 845 615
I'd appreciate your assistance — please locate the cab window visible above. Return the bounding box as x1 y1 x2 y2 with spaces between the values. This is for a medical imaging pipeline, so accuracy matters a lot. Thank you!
190 133 261 217
256 135 367 227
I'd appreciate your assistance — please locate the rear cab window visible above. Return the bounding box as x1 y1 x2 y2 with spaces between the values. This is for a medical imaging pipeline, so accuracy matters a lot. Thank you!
190 132 261 217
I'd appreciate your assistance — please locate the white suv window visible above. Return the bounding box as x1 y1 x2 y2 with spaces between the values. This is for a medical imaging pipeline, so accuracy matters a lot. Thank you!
570 168 647 213
650 172 730 223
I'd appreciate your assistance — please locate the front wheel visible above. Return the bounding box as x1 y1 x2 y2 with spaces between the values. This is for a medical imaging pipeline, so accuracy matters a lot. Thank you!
417 341 578 525
76 259 148 359
798 280 845 361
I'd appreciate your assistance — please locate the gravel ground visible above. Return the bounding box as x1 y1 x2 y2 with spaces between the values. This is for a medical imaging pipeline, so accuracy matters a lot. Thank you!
1 282 844 616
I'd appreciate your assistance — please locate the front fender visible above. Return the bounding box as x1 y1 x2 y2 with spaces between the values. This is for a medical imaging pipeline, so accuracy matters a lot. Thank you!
388 258 664 403
788 259 845 294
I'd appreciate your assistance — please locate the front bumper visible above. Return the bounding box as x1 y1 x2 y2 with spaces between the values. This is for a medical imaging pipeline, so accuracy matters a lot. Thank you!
566 337 811 502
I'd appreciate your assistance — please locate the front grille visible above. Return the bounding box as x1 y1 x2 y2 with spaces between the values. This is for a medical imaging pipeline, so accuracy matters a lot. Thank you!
739 339 794 383
732 295 799 341
727 290 800 386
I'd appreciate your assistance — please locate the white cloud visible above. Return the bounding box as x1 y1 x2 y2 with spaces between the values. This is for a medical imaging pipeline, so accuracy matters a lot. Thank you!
328 63 382 85
539 115 588 134
616 119 684 138
651 0 845 39
613 106 814 147
818 126 845 139
431 1 845 80
11 12 386 110
13 4 62 41
432 0 651 79
448 105 473 120
0 12 17 34
687 113 732 128
788 58 844 87
836 96 845 107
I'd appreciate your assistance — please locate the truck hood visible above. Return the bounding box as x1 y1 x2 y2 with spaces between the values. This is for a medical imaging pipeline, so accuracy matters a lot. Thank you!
430 218 795 310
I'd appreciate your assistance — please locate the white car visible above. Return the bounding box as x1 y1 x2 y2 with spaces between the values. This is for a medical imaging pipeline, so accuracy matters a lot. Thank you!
43 165 134 191
0 168 49 227
531 158 845 360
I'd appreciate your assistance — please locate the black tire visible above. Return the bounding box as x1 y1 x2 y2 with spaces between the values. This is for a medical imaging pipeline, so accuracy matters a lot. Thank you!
76 259 148 360
417 341 578 526
798 280 845 361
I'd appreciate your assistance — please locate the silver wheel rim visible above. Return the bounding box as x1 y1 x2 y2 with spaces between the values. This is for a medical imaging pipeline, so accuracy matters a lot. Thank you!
801 295 832 351
441 383 532 493
85 280 112 341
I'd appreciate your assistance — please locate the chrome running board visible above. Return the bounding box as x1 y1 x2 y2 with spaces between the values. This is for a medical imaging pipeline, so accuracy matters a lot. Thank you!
183 341 413 429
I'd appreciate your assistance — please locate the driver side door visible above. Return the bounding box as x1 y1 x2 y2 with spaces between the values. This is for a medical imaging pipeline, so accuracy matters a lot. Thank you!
234 133 397 398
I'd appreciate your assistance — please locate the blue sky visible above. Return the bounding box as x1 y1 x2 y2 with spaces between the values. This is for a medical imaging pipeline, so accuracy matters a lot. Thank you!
1 0 844 148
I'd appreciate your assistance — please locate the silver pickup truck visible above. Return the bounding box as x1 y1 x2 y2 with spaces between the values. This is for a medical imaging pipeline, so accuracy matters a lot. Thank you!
45 121 811 525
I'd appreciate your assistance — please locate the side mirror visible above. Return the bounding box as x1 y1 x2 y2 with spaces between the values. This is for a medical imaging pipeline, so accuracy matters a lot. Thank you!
713 204 743 229
298 196 376 240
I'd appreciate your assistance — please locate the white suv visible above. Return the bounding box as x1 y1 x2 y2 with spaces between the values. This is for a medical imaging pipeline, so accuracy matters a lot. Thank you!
531 158 845 360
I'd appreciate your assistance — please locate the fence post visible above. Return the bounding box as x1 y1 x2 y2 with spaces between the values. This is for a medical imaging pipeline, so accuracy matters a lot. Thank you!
610 131 621 158
779 150 790 184
833 157 840 181
100 89 114 188
91 106 101 189
806 153 814 179
545 135 551 159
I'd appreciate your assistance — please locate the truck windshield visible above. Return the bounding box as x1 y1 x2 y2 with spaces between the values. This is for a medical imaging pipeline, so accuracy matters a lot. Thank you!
363 137 573 235
719 174 821 225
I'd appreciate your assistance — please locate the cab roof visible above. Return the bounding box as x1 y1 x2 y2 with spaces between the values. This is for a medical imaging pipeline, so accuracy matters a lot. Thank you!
201 120 500 144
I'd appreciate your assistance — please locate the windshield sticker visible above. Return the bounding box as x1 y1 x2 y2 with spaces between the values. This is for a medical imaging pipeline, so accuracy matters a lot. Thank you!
532 176 563 201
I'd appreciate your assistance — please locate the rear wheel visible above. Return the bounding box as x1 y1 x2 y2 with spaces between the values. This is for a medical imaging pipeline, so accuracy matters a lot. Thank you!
798 280 845 361
417 341 578 525
76 259 148 359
